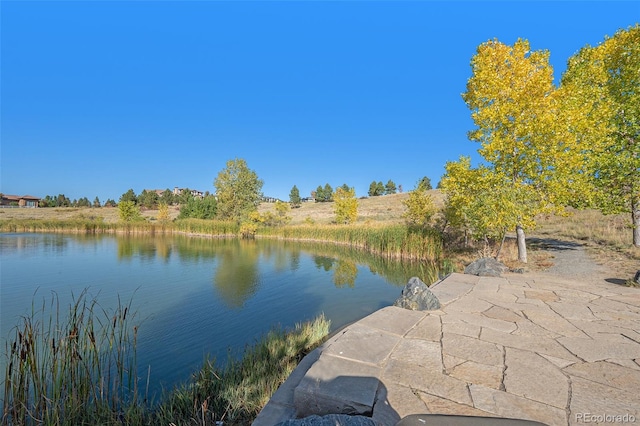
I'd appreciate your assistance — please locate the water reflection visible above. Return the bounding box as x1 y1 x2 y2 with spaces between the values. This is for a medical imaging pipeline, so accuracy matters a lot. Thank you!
213 239 260 308
314 255 335 272
111 235 446 307
333 259 358 287
1 233 451 395
0 233 68 255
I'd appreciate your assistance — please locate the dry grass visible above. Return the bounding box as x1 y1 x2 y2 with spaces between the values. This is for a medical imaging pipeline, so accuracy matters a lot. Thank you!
0 206 181 223
1 191 636 274
532 208 639 276
258 191 444 225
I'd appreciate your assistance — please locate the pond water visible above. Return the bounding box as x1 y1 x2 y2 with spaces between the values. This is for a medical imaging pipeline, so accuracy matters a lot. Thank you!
0 233 438 396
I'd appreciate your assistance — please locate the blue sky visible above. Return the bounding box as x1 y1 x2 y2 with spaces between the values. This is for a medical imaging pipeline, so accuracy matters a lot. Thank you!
2 1 638 202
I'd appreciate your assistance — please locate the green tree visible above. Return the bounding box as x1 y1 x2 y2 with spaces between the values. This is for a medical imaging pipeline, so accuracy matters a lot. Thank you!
120 189 137 204
368 181 377 197
441 157 535 258
314 184 333 202
214 158 264 221
460 38 582 262
138 190 159 209
178 188 194 206
561 25 640 246
159 189 176 206
323 183 334 202
385 180 397 195
56 194 71 207
93 196 101 208
333 186 358 224
104 199 117 207
368 181 384 197
289 185 301 208
178 195 217 219
118 200 142 222
417 177 432 191
76 197 91 207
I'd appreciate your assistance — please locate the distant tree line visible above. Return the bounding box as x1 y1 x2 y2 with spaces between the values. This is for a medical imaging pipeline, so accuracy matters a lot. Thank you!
39 194 116 208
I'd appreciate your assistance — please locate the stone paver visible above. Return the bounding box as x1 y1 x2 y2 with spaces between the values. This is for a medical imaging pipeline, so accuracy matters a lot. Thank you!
294 354 381 417
254 273 640 426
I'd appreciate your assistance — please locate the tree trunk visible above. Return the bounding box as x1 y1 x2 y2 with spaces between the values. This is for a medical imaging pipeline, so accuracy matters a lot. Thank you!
516 224 527 263
632 198 640 247
495 232 507 261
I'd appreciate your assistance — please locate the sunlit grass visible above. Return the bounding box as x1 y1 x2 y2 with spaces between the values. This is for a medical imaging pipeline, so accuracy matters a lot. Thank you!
257 223 443 262
2 292 330 426
156 315 330 425
2 290 142 426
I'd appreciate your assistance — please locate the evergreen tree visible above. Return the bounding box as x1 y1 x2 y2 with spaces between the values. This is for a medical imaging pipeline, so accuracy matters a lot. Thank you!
159 189 176 206
417 177 432 191
120 189 137 204
385 180 397 195
323 184 334 202
138 190 159 209
289 185 301 208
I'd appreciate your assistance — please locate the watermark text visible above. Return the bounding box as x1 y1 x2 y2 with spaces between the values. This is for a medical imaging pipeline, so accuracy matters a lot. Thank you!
575 413 636 423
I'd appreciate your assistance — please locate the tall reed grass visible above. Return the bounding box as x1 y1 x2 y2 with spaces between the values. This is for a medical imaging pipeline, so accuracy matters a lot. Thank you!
0 219 159 235
258 224 443 262
173 218 239 236
2 290 141 426
1 218 444 263
2 291 330 426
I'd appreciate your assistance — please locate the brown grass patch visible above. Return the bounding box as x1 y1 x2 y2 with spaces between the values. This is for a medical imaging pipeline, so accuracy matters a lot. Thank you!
0 206 181 223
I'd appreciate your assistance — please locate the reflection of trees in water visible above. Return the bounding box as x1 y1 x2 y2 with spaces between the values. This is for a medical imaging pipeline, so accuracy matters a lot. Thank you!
332 259 358 288
289 251 300 272
117 236 158 261
213 239 260 309
303 242 443 287
313 256 335 272
112 235 446 294
259 241 289 272
1 234 68 254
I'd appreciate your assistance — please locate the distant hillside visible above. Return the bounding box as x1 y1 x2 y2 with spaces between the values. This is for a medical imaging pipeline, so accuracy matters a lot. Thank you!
259 190 444 225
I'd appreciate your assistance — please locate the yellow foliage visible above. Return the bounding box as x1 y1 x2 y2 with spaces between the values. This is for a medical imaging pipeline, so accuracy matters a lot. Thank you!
560 25 639 233
402 188 436 228
333 187 358 224
157 203 170 223
456 38 592 254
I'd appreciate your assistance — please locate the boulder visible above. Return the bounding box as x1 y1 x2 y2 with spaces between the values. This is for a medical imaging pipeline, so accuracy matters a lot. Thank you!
393 277 441 311
464 258 509 277
275 414 378 426
634 270 640 285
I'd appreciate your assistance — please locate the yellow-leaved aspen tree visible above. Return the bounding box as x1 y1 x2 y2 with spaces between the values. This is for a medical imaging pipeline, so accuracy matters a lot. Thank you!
462 39 581 263
333 187 358 224
560 25 640 246
402 186 436 229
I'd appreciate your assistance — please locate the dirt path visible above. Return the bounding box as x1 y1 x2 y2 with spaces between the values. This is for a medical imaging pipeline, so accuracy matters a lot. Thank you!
528 237 630 285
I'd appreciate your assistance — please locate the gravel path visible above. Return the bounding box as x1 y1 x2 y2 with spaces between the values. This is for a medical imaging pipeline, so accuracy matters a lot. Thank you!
528 237 616 283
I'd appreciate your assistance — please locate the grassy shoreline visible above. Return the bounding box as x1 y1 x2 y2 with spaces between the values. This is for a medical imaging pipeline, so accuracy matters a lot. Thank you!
0 218 444 262
2 291 330 426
